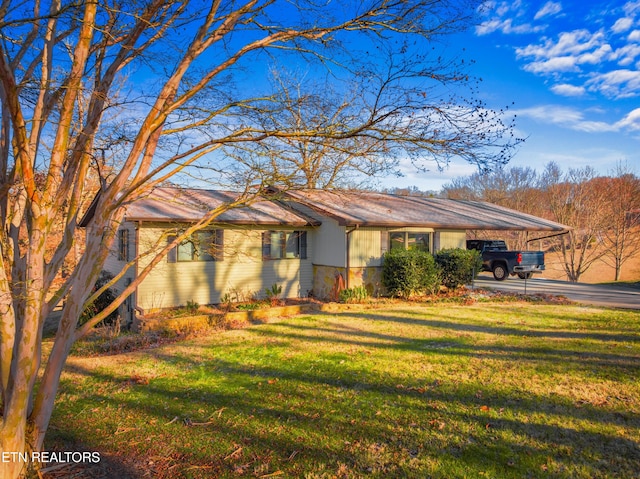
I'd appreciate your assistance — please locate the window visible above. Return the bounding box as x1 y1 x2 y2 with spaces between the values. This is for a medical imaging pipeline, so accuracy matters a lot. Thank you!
407 233 431 252
390 232 406 251
262 231 307 260
389 232 432 253
167 230 224 263
118 229 129 261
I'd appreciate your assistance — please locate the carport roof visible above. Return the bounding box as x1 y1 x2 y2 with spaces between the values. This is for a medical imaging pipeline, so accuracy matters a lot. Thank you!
282 189 569 231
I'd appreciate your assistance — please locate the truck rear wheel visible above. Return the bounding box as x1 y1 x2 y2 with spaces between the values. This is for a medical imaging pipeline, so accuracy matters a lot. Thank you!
492 263 508 281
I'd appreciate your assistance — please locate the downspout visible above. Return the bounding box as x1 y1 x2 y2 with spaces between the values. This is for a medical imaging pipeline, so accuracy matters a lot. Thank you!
132 221 141 322
345 225 358 289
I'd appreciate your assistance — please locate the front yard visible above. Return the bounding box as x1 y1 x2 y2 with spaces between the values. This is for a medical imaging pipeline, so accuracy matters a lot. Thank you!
46 301 640 478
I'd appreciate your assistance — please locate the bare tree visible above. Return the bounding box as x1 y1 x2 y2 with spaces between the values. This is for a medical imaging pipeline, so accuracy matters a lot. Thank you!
442 166 540 249
219 46 521 188
443 166 539 209
224 71 401 188
0 1 519 475
539 163 609 282
598 164 640 281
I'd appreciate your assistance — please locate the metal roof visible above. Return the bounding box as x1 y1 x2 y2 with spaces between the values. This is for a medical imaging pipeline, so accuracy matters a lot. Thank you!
86 186 568 232
282 189 569 232
122 188 318 226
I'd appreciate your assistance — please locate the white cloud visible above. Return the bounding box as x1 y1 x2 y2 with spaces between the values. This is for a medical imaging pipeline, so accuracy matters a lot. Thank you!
551 30 605 57
578 44 614 64
513 105 640 133
612 17 634 33
516 30 619 77
550 84 586 96
475 19 502 35
613 43 640 65
623 0 640 16
587 69 640 98
476 18 542 35
524 56 578 73
479 0 640 100
475 1 544 35
516 30 605 60
534 2 562 20
514 105 584 124
571 120 619 133
615 108 640 130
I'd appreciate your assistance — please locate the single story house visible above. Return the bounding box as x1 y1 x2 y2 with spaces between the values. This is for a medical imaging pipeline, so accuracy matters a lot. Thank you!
88 187 568 320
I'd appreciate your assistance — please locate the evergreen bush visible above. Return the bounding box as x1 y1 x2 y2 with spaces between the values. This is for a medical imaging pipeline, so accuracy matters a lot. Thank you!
382 249 441 297
434 248 482 289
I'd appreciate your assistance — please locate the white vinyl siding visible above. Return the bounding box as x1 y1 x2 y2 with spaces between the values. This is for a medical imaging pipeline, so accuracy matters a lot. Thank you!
349 228 383 267
308 217 346 267
103 222 137 286
100 222 138 323
136 227 313 310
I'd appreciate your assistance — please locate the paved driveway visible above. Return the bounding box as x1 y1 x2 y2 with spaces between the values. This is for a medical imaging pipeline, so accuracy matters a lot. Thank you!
470 273 640 310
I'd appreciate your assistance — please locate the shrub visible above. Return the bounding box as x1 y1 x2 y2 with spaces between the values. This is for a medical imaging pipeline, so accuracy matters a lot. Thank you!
185 300 199 314
265 283 283 306
434 248 483 289
236 303 262 310
382 249 441 298
80 270 119 327
339 285 369 303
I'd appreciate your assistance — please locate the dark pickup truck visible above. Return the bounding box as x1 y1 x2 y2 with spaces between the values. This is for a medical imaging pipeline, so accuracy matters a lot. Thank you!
466 239 545 281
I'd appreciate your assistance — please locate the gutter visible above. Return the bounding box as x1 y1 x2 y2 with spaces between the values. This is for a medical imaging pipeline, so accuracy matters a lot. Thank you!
526 230 571 243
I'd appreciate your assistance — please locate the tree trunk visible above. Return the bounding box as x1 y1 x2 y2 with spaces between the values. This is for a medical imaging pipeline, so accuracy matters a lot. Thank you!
0 225 47 478
0 307 40 478
0 431 30 478
29 307 79 453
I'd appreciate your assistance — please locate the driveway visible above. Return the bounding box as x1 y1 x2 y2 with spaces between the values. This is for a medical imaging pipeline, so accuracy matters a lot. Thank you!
470 273 640 310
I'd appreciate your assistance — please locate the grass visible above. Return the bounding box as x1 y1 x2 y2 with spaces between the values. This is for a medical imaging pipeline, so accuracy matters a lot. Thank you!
46 301 640 478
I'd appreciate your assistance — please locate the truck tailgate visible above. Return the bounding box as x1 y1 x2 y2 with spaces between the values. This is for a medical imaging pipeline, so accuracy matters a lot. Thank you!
520 251 544 266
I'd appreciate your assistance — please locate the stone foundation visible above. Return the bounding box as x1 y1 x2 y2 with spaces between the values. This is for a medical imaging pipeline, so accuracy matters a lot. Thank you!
312 265 384 300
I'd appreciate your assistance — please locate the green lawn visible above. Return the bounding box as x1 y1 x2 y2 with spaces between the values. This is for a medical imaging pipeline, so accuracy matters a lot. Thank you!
48 302 640 478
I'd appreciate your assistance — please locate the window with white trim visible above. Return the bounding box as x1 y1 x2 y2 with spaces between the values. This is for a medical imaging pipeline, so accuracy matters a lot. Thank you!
389 232 432 252
167 230 224 262
262 231 307 260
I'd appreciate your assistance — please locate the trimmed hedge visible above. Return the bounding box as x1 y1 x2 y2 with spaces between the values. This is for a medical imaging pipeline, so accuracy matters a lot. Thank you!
434 248 483 289
382 248 441 298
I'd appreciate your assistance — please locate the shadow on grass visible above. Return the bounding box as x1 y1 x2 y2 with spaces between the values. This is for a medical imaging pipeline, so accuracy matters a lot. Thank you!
42 431 144 479
250 315 640 379
336 308 640 343
56 322 640 479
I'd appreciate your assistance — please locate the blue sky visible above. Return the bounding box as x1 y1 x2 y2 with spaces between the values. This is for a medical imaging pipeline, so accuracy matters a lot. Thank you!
391 0 640 191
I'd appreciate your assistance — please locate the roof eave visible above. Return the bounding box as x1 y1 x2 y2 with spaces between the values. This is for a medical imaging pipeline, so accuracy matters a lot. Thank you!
123 216 319 227
338 220 568 232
